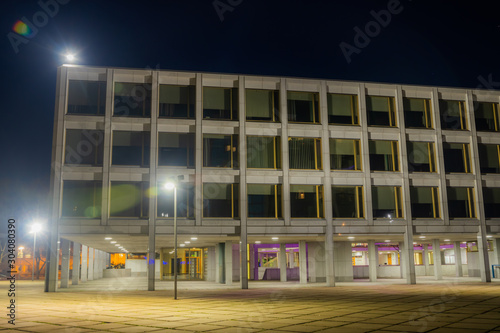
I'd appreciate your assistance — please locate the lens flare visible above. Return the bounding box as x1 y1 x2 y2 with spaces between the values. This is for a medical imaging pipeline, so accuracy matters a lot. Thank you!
12 20 33 37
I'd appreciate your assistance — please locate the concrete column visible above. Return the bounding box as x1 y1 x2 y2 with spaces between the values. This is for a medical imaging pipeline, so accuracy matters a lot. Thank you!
299 240 307 284
45 67 67 293
279 243 287 282
194 74 203 226
88 248 94 281
432 239 442 280
467 90 491 283
238 76 248 290
279 78 291 227
368 240 377 282
308 243 317 283
215 243 222 283
496 239 500 265
81 245 88 282
335 241 354 282
320 80 335 287
147 220 156 291
148 71 158 291
403 228 416 284
99 251 105 278
72 242 80 285
423 244 430 275
454 241 463 277
477 230 492 282
93 250 100 280
289 249 294 268
206 247 215 282
357 83 373 225
225 241 233 285
399 242 405 279
60 239 70 288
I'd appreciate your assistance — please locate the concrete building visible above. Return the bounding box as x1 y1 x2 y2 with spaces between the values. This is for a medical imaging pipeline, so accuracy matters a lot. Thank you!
45 65 500 291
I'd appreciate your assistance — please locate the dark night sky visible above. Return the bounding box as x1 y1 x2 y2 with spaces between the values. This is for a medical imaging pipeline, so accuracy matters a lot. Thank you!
1 0 499 234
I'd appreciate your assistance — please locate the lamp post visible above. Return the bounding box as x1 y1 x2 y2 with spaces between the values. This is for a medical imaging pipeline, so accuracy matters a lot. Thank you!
30 223 42 282
164 175 183 300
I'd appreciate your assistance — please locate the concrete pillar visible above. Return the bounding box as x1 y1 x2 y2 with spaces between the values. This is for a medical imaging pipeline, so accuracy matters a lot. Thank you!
148 220 156 291
334 242 354 282
403 229 416 284
289 249 295 268
308 243 317 283
88 247 94 281
325 225 335 287
423 244 430 275
60 239 70 288
399 242 405 279
368 240 377 282
454 241 464 277
72 242 80 285
94 250 100 280
238 76 248 290
279 243 287 282
477 230 492 282
81 245 88 282
432 239 442 280
299 240 307 284
215 243 222 283
225 241 233 285
496 239 500 265
206 247 215 282
99 251 105 278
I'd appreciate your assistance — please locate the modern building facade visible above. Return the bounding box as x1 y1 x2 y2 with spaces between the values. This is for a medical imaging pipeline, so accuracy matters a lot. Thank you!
45 65 500 291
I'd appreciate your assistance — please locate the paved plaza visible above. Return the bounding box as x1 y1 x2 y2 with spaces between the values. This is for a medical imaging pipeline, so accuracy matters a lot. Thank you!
1 277 500 332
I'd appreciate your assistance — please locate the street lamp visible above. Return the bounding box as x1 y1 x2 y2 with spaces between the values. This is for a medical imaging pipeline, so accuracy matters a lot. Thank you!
163 175 184 300
30 223 42 282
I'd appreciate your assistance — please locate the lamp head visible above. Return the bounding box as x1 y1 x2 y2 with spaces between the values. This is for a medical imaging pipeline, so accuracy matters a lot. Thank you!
30 222 42 233
164 182 175 190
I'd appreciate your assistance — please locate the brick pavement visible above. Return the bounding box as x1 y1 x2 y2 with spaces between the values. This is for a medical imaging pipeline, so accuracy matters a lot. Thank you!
1 278 500 332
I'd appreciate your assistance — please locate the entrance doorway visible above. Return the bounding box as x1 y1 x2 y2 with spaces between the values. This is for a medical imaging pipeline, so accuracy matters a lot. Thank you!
161 247 206 280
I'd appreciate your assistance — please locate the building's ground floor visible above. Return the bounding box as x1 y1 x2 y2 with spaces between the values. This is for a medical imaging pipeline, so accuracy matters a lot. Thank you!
47 231 500 291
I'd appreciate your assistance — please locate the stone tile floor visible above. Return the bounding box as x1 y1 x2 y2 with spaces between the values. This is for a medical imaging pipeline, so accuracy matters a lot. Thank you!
1 277 499 332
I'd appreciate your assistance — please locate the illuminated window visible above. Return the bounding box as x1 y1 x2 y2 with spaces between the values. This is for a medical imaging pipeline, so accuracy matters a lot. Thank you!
159 85 195 119
287 91 320 124
372 186 403 218
158 133 195 167
112 131 150 167
330 138 361 171
410 187 440 218
478 144 500 173
332 186 364 218
327 93 359 125
248 184 282 218
64 129 104 166
403 97 433 129
247 136 281 169
203 183 239 218
407 141 436 172
203 87 238 120
440 100 467 130
289 137 322 170
114 82 151 117
62 181 101 218
447 187 476 218
369 140 399 172
203 134 238 168
67 80 106 115
443 143 471 173
246 89 279 122
290 185 324 218
110 181 149 218
366 96 397 127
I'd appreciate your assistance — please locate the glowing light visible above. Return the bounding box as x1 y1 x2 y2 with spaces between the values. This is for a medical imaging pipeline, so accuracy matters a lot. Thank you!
384 240 391 243
19 246 24 250
255 241 261 244
179 244 185 247
12 20 33 37
164 182 175 190
30 223 42 234
110 241 117 244
348 237 355 240
65 53 75 61
105 237 112 240
191 237 197 240
272 237 279 240
184 241 190 244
